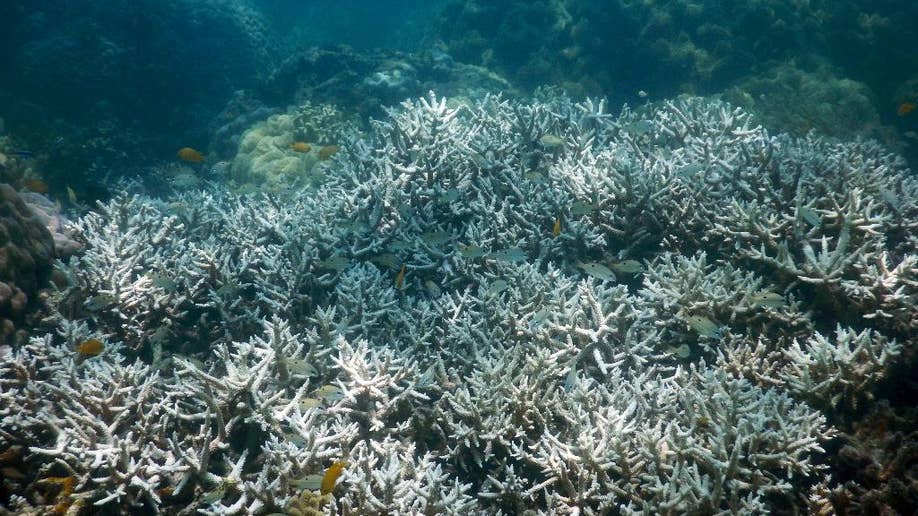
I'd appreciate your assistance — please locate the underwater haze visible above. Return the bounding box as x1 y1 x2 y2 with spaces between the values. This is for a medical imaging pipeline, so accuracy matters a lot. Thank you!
1 1 916 514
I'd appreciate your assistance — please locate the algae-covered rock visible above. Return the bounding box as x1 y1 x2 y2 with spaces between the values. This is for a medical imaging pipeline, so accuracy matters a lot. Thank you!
725 62 891 141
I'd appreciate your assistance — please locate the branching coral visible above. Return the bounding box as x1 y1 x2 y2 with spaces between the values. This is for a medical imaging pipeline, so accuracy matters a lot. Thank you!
2 92 912 514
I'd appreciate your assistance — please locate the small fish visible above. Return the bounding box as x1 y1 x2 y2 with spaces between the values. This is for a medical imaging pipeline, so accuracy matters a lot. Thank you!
524 171 547 182
314 384 344 402
897 102 916 116
285 358 318 377
150 326 172 346
320 461 347 495
676 163 704 177
76 339 104 357
879 187 900 212
395 264 406 289
484 279 509 296
489 248 527 263
538 134 565 149
552 217 561 237
317 255 350 272
22 179 49 194
684 315 722 338
529 308 550 330
905 131 918 140
200 484 226 505
177 147 205 163
388 239 412 252
666 344 692 359
85 294 117 311
799 206 821 226
457 244 486 258
749 291 786 308
0 467 26 480
290 141 311 153
317 145 340 160
624 120 654 136
66 186 78 205
148 273 178 293
607 260 643 274
570 201 598 216
563 365 578 392
298 397 323 410
576 261 617 281
10 150 34 159
468 150 488 169
440 188 460 202
294 461 348 495
369 253 400 270
215 281 241 298
292 473 324 491
638 90 648 98
422 231 452 247
424 280 442 297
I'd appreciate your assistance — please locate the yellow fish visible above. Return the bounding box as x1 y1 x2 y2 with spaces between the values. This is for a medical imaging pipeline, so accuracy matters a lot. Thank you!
321 461 347 495
552 217 561 237
317 145 340 160
293 461 348 495
22 178 49 194
395 264 406 289
290 141 311 153
76 339 104 357
177 147 205 163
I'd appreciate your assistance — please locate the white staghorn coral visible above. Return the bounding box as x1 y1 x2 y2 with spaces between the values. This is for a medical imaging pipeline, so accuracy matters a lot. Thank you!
2 92 912 514
782 325 902 409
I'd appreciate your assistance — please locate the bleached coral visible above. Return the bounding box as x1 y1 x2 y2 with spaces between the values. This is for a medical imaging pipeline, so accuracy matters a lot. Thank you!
782 325 902 409
2 92 913 513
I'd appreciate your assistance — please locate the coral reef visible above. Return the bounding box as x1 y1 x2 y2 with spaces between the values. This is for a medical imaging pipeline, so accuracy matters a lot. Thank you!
1 93 914 513
0 184 54 346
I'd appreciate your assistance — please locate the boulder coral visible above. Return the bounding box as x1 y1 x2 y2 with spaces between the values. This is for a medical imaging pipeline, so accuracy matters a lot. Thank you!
0 184 53 345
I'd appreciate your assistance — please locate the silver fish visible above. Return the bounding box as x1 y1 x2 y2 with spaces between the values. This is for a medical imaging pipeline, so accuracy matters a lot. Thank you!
489 248 527 263
749 291 786 308
577 261 617 281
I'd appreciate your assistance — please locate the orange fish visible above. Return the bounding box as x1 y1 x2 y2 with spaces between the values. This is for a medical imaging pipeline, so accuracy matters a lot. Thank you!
395 264 406 289
177 147 205 163
320 461 347 495
897 102 916 116
76 339 104 357
317 145 340 160
291 141 312 153
552 217 561 237
23 178 49 194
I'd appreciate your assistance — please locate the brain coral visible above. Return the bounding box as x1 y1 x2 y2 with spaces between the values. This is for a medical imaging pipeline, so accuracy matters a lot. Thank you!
229 102 355 191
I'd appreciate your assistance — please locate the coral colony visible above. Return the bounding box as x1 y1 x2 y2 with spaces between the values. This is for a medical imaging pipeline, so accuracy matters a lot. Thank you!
2 92 914 514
